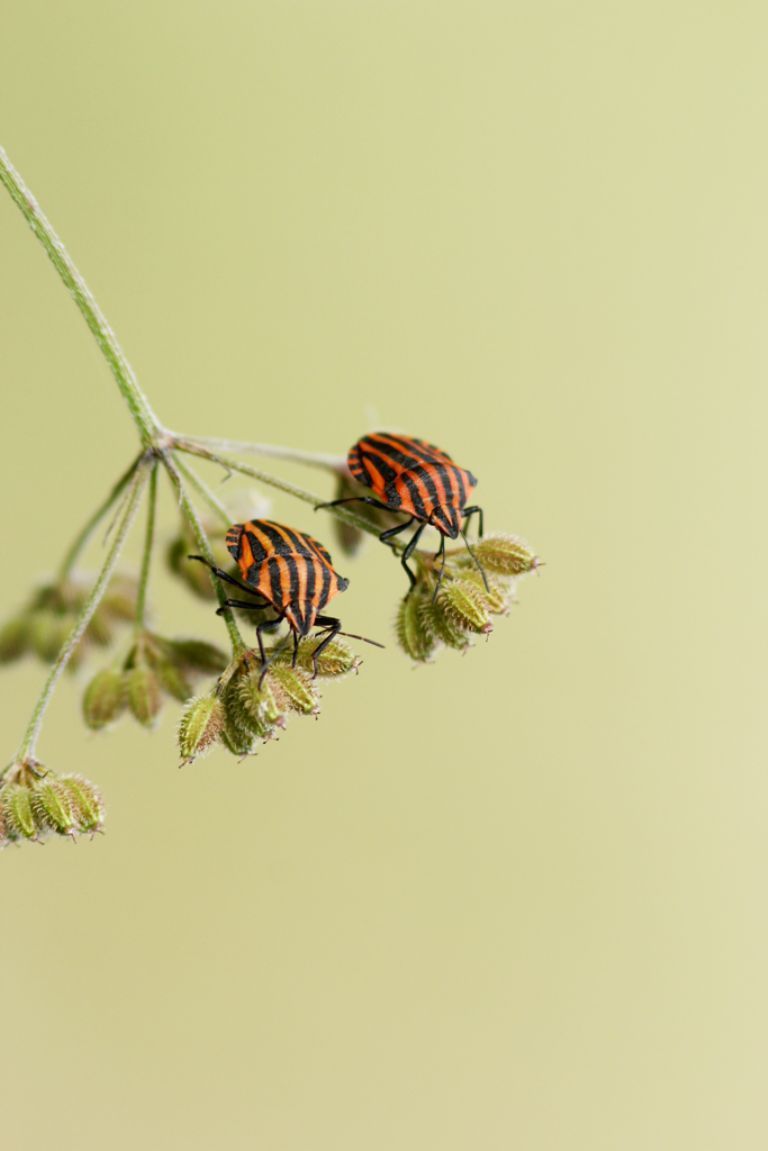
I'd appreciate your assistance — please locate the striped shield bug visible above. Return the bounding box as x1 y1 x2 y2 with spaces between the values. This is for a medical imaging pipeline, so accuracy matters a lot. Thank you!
189 520 382 681
317 432 487 594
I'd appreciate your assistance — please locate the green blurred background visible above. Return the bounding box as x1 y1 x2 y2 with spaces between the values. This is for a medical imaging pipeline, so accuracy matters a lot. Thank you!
2 2 767 1147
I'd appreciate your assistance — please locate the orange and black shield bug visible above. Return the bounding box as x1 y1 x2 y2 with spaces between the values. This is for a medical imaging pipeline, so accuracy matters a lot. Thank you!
318 432 487 593
190 520 382 680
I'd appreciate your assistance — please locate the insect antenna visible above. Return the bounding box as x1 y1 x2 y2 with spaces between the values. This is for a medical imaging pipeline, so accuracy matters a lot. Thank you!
459 530 490 591
331 629 386 650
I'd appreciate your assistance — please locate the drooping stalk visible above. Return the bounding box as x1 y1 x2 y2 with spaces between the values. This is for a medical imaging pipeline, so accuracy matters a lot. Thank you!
135 460 158 630
12 462 150 767
0 145 161 445
174 455 231 527
161 452 245 655
58 452 143 581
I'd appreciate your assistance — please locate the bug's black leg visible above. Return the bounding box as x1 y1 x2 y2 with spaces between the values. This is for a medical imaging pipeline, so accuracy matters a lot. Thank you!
432 533 448 603
401 521 427 592
315 496 396 514
292 629 300 668
460 529 490 591
378 517 414 547
310 616 343 677
215 597 272 616
187 555 261 597
461 505 484 539
256 614 286 686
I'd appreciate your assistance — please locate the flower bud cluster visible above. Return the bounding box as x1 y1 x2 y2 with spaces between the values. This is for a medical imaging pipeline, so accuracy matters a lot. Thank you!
0 759 105 846
83 632 228 730
0 575 138 670
396 533 539 663
178 638 361 763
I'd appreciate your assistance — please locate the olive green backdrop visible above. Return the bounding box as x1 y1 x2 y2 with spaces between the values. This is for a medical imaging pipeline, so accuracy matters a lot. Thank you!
2 2 766 1148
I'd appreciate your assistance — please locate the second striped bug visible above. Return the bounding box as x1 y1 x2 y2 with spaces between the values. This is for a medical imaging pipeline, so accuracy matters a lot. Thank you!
190 519 383 681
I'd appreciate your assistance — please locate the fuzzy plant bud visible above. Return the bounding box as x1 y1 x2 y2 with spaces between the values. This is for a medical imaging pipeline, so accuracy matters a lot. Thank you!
154 660 194 703
85 606 115 647
438 581 493 635
29 610 72 663
1 784 40 841
474 535 539 577
418 595 471 651
0 615 31 663
266 664 320 716
178 693 225 762
59 775 105 834
458 571 511 615
125 666 162 727
82 668 127 730
396 590 438 662
100 574 139 622
168 639 229 674
288 639 360 678
31 779 77 837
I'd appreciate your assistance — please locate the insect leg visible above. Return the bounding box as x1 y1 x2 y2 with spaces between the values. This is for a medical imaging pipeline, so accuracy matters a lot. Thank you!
292 629 300 668
309 615 343 677
215 598 272 616
401 522 427 591
187 555 265 597
379 517 414 546
432 533 448 602
256 613 287 686
315 496 396 514
460 529 490 591
461 505 484 539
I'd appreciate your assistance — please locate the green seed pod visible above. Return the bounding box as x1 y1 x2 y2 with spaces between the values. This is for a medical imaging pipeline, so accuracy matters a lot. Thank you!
438 581 493 635
82 668 127 730
291 639 360 678
396 590 438 662
101 575 139 622
458 571 511 615
125 666 163 727
86 606 115 647
168 639 229 674
155 660 194 702
474 535 539 576
266 664 319 716
418 596 471 651
0 615 31 663
178 694 225 761
234 665 282 726
59 775 105 833
29 610 72 663
0 802 7 845
220 716 258 757
2 784 40 840
31 780 76 836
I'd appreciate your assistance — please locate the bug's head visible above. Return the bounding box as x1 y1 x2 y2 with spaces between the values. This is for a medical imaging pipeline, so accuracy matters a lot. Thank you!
431 504 461 539
336 575 350 593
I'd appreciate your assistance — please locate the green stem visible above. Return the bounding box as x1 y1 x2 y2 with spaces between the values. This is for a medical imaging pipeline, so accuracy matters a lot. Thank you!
58 452 143 581
0 145 160 446
174 455 231 527
12 462 150 766
176 434 345 473
135 461 158 630
161 453 245 655
176 439 384 542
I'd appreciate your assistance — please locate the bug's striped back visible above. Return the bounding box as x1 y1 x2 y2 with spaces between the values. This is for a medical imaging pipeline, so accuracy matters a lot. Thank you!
347 432 478 538
226 519 348 635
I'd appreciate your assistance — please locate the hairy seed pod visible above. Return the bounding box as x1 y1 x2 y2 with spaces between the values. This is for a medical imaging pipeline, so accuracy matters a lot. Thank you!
2 785 39 840
59 775 105 833
290 639 360 678
457 571 511 614
82 668 127 730
31 780 76 836
418 597 471 651
85 606 115 647
101 575 139 622
473 535 539 576
266 664 319 716
168 639 229 674
438 581 493 635
0 615 31 663
178 694 225 761
125 667 162 727
396 591 438 662
154 660 194 702
29 610 72 662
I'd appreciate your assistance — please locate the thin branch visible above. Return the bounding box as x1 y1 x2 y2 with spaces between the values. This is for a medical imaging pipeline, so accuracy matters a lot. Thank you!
174 455 232 527
135 460 158 629
12 462 150 766
57 452 144 581
161 452 246 655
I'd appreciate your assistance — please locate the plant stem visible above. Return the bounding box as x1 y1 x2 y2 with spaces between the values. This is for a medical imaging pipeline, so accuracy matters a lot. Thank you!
0 145 160 446
57 452 143 581
135 461 158 630
161 453 245 655
176 439 384 541
174 455 231 527
12 463 150 766
176 434 345 473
